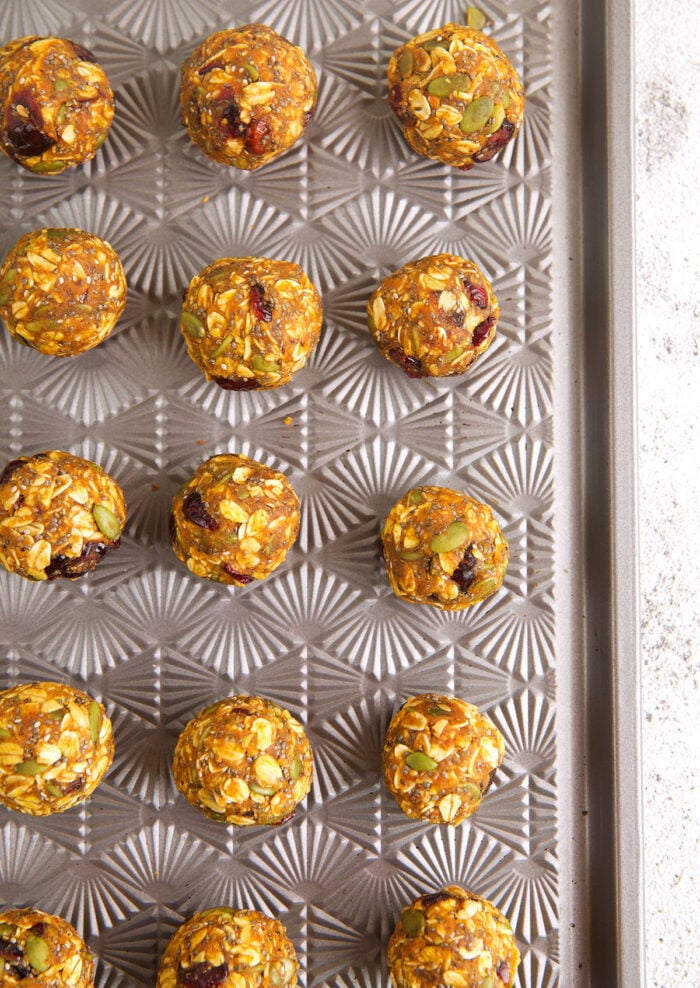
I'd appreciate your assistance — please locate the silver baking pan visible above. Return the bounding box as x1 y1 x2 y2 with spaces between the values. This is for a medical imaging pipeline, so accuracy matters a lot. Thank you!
0 0 642 985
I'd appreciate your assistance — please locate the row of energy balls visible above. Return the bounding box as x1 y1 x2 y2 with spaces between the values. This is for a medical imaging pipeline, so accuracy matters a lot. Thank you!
0 684 518 987
0 14 524 988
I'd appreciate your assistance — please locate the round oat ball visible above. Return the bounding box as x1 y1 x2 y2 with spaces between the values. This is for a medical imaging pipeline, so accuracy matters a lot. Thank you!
180 24 317 170
387 24 524 170
0 681 113 816
180 257 322 390
157 907 299 988
0 450 126 581
170 453 300 586
0 36 114 174
367 254 498 378
389 887 519 988
173 695 313 826
381 486 508 610
0 907 93 986
382 693 504 825
0 227 127 356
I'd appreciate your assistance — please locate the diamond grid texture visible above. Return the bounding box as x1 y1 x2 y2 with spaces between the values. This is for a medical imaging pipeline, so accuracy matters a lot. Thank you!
0 0 558 984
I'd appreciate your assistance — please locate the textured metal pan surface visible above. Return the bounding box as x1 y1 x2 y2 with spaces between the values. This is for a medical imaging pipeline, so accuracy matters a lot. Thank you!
0 0 639 985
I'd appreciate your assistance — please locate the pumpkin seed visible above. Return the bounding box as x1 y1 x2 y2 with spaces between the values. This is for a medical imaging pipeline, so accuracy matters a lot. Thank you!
429 521 470 554
45 229 73 241
44 780 64 798
442 345 465 362
460 96 494 133
464 781 483 800
289 756 302 780
47 707 67 722
408 489 425 504
406 751 438 771
0 922 14 936
249 782 276 796
399 550 423 561
243 62 259 82
480 979 494 988
93 503 121 540
0 728 11 739
251 354 280 373
31 160 66 174
181 311 205 338
26 934 50 973
488 103 506 134
401 908 425 937
427 73 470 97
367 313 376 332
211 333 234 358
428 705 451 716
423 39 450 52
95 131 108 149
270 967 284 987
397 50 414 78
54 78 70 92
502 91 511 109
14 759 48 776
466 6 487 30
89 700 102 743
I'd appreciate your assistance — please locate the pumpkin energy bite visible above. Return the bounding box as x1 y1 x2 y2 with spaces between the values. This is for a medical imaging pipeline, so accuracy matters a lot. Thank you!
180 257 322 391
170 453 300 586
0 450 126 581
389 887 519 988
382 693 504 825
0 36 114 174
381 486 508 610
157 906 299 988
180 24 317 170
0 681 113 816
387 23 524 170
0 227 127 356
367 253 499 378
173 695 313 826
0 906 94 986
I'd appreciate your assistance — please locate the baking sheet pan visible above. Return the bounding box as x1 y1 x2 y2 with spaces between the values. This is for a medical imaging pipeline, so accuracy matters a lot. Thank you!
0 0 642 984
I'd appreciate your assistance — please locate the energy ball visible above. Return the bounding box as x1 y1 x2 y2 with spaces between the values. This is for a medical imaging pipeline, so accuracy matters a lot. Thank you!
381 486 508 610
173 695 313 826
0 36 113 174
367 254 498 378
156 907 299 988
382 693 504 825
0 450 126 581
180 257 322 391
170 453 300 586
389 887 519 988
180 24 317 170
0 227 127 356
387 24 524 170
0 907 93 986
0 681 113 816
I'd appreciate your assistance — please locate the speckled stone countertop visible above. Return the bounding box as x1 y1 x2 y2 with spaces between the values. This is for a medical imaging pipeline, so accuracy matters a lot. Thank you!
636 2 700 985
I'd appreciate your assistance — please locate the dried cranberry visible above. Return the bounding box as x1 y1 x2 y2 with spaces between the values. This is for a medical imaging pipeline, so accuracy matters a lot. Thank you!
63 777 84 795
5 110 55 157
28 922 46 936
221 564 253 584
472 315 496 348
0 458 26 486
387 346 425 378
388 85 414 126
420 891 452 909
451 547 477 592
249 283 272 322
182 491 219 531
220 101 246 138
473 119 515 162
271 809 296 826
0 939 23 961
245 118 272 155
71 42 98 64
179 964 228 988
198 60 225 76
45 539 118 580
496 960 511 983
212 375 261 391
463 280 488 310
450 308 466 327
303 107 314 126
10 963 32 979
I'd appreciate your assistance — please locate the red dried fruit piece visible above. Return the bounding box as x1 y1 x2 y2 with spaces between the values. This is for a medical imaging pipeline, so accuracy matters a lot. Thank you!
5 94 55 158
45 539 120 580
221 564 253 584
0 458 27 486
178 963 228 988
221 101 246 138
62 777 84 795
71 42 98 64
496 960 511 983
212 375 261 391
245 118 272 155
182 491 219 531
388 85 414 126
388 346 425 378
419 891 452 909
451 548 477 592
472 315 496 347
473 119 515 162
303 107 314 126
10 964 32 980
0 939 23 962
463 280 488 310
249 283 273 322
198 60 225 76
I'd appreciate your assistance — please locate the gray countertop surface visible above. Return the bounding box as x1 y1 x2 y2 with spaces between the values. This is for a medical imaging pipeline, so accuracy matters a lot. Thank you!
636 1 700 985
